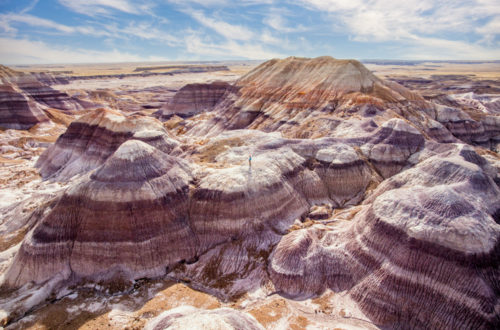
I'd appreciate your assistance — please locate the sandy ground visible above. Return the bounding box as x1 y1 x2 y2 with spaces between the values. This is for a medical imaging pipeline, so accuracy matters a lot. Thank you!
11 280 377 330
12 62 258 77
52 68 248 92
38 62 258 113
365 61 500 79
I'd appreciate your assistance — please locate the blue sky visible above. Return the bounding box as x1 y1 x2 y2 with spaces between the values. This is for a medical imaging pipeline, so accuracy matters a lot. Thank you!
0 0 499 64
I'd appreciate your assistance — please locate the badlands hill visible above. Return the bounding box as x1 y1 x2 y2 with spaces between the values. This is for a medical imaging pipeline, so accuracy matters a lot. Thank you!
0 66 93 129
0 65 21 78
154 81 232 120
165 56 499 150
185 56 424 137
0 57 499 329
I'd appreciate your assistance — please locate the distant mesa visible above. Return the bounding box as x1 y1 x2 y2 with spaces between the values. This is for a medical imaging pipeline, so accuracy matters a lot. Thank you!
39 64 231 82
133 64 229 73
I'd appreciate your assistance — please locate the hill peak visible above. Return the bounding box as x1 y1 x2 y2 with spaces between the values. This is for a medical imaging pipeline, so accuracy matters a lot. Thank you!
236 56 412 102
0 64 23 78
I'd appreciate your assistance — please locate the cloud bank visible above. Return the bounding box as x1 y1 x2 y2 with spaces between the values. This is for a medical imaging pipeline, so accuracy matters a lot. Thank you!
0 0 498 63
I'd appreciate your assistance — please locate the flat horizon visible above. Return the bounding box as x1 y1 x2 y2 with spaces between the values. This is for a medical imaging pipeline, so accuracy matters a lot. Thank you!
7 58 500 67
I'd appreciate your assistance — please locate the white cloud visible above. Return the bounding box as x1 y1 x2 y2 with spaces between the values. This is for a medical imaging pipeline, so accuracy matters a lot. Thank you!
475 17 500 45
0 13 178 45
184 33 283 59
104 22 180 45
263 12 307 33
299 0 500 41
0 13 75 33
299 0 364 12
0 18 16 34
20 0 40 14
74 25 114 38
187 10 255 41
404 35 500 60
260 29 281 44
0 37 165 64
168 0 229 6
58 0 138 16
298 0 500 58
168 0 275 7
1 0 498 62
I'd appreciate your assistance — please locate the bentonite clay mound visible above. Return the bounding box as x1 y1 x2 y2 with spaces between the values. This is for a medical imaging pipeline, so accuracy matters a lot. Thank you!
5 140 195 286
154 81 233 120
269 144 500 328
179 56 500 151
145 306 264 330
0 65 21 78
4 116 428 288
0 83 49 129
13 75 89 111
0 65 92 129
36 108 180 180
184 56 426 138
1 57 500 329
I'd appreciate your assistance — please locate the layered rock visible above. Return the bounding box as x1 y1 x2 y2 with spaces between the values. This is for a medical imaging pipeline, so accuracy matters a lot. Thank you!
145 306 264 330
423 118 458 143
12 74 88 111
0 83 49 129
178 56 499 153
434 103 500 150
28 72 70 86
5 127 399 288
154 81 232 120
313 144 372 205
187 56 425 138
0 65 90 129
36 108 180 180
189 148 310 248
0 65 22 78
269 145 500 328
5 140 195 286
5 138 307 286
2 57 500 329
360 118 424 178
417 87 500 150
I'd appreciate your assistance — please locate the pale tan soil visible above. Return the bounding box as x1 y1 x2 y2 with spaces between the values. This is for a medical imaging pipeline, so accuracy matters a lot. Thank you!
14 60 499 79
41 64 253 113
12 283 377 329
0 122 66 192
14 281 220 330
365 62 500 79
248 297 290 327
13 62 257 78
